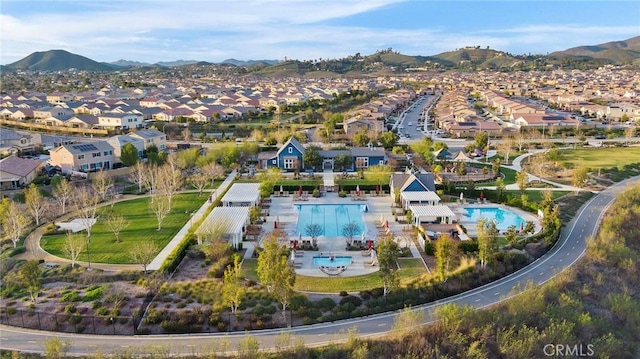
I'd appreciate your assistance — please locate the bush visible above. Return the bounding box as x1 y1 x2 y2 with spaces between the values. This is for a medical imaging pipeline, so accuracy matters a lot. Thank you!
339 295 362 307
61 291 81 302
82 286 104 302
64 304 77 314
9 246 26 257
316 298 337 311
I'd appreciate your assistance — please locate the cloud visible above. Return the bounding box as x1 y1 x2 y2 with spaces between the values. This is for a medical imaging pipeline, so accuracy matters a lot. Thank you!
1 1 638 64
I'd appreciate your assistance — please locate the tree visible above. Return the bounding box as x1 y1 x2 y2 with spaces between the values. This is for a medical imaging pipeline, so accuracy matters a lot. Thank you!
257 235 290 294
572 165 588 190
189 173 210 196
495 177 506 202
353 131 370 147
334 152 353 172
0 198 30 248
498 136 514 164
515 130 527 152
477 217 498 269
91 170 113 203
391 306 426 338
516 170 528 195
128 161 147 193
149 193 171 231
106 213 129 243
272 254 296 321
435 234 456 281
176 147 200 170
505 225 519 245
625 125 636 143
154 163 182 209
364 165 393 189
457 161 467 177
302 146 322 170
377 235 399 296
304 223 323 247
43 337 72 359
222 256 245 314
474 132 488 152
410 137 434 164
24 184 46 226
201 162 224 186
20 260 42 303
62 231 85 268
130 241 158 274
378 131 398 149
73 186 99 237
342 221 361 247
52 177 73 215
120 142 139 167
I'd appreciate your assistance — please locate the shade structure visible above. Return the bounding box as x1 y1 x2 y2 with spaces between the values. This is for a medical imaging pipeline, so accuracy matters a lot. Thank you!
221 183 261 207
195 206 250 249
409 204 457 225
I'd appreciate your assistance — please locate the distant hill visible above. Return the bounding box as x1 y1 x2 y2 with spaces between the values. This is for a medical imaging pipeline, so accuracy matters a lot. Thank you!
549 36 640 65
222 58 279 67
431 47 520 69
110 59 152 67
4 49 115 71
154 60 199 67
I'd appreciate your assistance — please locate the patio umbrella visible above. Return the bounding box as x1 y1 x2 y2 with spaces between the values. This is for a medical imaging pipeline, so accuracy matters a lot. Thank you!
520 222 524 232
274 220 277 229
480 191 484 200
376 184 380 194
299 185 303 196
356 185 360 195
385 220 389 229
368 240 372 249
460 192 464 200
361 232 366 241
280 185 283 193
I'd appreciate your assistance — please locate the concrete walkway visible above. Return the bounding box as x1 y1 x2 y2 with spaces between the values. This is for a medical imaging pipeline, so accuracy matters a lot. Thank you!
18 170 238 272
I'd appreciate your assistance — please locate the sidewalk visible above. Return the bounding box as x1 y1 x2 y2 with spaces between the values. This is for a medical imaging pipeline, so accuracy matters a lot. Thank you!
18 170 238 272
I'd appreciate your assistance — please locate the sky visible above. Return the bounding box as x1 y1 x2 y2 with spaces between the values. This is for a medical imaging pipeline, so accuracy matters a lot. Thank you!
1 0 639 65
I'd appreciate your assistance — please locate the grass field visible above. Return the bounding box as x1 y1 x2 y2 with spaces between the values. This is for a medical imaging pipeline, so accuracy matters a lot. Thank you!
242 257 427 293
558 147 640 169
42 193 207 264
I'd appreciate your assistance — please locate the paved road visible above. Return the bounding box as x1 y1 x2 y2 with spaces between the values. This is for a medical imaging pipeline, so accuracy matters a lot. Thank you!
3 176 638 356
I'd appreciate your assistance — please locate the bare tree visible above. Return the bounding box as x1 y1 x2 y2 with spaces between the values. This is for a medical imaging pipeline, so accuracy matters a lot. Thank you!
52 177 74 215
73 185 99 237
189 173 210 196
625 126 636 144
515 130 527 152
149 193 171 231
130 241 158 274
106 213 129 243
24 184 46 226
62 231 85 268
154 164 183 209
497 135 514 164
201 162 224 185
342 221 361 247
91 170 114 203
129 161 147 193
0 199 30 247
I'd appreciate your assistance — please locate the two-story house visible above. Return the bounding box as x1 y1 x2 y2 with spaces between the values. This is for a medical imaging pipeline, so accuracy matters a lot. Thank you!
98 113 143 130
49 141 115 172
127 129 166 150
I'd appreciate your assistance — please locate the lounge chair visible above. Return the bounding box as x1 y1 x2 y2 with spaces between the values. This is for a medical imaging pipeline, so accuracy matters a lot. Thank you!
361 249 373 256
294 250 304 257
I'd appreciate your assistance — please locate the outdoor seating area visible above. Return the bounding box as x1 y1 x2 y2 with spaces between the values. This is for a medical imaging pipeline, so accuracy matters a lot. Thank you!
293 191 310 201
350 191 367 201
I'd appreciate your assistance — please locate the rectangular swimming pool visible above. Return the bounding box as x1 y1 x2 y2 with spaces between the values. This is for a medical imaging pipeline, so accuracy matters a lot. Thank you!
312 255 353 267
295 204 366 237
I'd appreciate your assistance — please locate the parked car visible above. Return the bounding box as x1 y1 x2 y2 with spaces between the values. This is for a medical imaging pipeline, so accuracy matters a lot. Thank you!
594 134 606 139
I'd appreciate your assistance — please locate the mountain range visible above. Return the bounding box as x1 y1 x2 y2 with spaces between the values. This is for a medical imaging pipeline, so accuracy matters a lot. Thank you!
3 36 639 73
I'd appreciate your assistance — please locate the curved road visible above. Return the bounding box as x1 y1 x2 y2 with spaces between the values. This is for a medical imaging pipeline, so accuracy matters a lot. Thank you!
2 176 639 356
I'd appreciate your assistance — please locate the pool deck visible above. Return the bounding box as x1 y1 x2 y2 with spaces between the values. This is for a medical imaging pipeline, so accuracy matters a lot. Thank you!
264 192 419 277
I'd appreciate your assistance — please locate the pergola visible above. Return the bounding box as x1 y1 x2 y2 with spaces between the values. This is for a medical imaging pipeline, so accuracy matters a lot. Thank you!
409 204 457 225
221 183 261 207
400 191 441 210
195 206 250 249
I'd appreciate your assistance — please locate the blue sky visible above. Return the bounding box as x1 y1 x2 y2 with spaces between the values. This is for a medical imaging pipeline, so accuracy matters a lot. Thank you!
1 0 638 64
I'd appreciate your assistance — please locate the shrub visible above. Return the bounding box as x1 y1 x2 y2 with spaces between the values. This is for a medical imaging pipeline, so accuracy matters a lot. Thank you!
9 246 26 257
339 291 348 297
339 295 362 307
61 291 81 302
64 304 77 314
69 314 82 324
82 286 104 302
316 297 337 311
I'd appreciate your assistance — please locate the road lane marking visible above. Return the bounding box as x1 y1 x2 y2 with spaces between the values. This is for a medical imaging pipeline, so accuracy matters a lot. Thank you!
378 323 386 327
28 341 36 344
494 292 500 296
539 272 544 276
317 333 326 336
475 298 481 302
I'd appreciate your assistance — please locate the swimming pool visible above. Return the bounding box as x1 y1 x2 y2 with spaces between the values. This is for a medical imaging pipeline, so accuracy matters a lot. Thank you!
312 256 353 267
462 207 526 232
295 204 366 237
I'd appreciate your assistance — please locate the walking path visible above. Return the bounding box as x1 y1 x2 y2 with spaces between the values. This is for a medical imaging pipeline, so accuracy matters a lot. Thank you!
17 170 238 272
477 150 585 192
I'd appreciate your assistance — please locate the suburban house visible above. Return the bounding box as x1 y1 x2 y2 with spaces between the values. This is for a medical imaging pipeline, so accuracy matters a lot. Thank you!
259 137 386 171
97 113 144 130
513 114 580 128
0 129 35 155
342 117 385 136
0 155 44 190
105 135 145 165
127 129 166 150
49 141 115 172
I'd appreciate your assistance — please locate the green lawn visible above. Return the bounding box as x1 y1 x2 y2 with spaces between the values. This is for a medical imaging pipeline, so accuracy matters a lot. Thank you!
242 257 427 293
558 147 640 170
41 193 207 264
